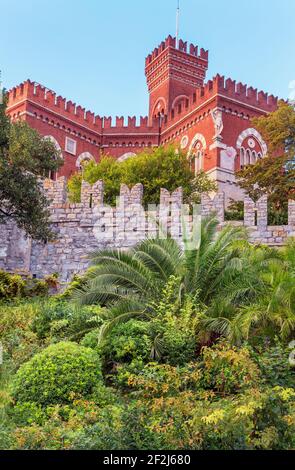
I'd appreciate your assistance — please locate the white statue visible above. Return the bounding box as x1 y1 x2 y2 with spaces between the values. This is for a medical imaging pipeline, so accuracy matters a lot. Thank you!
211 109 224 140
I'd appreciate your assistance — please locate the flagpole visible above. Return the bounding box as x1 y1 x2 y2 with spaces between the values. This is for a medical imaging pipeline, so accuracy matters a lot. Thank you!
176 0 180 48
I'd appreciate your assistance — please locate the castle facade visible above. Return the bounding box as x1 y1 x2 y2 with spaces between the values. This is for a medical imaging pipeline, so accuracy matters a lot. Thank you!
6 36 278 201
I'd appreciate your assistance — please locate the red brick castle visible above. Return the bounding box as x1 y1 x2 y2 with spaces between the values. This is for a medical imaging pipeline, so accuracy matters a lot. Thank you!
6 35 278 201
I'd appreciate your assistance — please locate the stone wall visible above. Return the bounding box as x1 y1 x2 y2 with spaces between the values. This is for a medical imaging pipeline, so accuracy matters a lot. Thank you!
0 178 294 282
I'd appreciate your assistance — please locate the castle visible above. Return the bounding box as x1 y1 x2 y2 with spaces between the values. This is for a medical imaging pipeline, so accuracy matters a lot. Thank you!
6 35 279 202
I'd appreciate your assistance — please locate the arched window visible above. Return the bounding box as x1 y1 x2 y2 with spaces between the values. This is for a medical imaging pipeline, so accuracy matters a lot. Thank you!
240 147 245 168
194 150 203 174
245 149 251 166
76 152 95 171
43 135 62 180
251 151 257 165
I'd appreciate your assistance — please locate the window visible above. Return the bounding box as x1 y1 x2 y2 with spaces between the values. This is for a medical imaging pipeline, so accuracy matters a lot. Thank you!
240 148 245 168
65 137 77 155
195 150 203 174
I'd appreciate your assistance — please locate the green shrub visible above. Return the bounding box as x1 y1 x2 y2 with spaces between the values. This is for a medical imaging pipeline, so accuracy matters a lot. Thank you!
200 342 260 394
150 282 198 365
120 386 295 450
101 320 153 365
56 274 86 301
0 271 50 300
31 300 102 341
0 271 25 299
253 342 295 388
0 301 42 371
156 297 198 366
11 342 102 405
123 362 202 397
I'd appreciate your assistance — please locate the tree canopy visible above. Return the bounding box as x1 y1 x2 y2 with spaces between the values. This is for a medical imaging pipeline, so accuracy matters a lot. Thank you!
0 93 63 241
68 146 217 207
237 102 295 206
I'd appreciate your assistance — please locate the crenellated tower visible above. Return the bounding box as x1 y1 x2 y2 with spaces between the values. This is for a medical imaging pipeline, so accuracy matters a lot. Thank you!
145 35 209 123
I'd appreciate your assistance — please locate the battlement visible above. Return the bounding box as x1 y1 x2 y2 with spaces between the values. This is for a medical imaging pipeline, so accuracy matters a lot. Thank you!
145 35 209 66
7 80 157 134
7 80 103 133
161 74 279 128
213 75 279 111
1 178 294 282
103 115 155 132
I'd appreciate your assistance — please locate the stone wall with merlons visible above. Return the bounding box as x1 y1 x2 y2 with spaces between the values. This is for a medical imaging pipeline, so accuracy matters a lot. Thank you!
0 177 294 282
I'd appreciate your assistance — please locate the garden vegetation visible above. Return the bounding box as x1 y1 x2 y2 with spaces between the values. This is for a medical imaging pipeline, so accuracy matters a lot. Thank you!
0 217 294 450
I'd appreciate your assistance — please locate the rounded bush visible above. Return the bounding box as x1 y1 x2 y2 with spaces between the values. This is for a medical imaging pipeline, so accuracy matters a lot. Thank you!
12 342 102 405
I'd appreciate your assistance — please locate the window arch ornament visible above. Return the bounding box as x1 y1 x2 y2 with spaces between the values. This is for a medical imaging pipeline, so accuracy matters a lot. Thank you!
171 94 189 109
117 152 137 163
152 97 167 118
236 128 267 157
44 135 62 152
188 133 207 155
43 135 63 180
76 152 95 169
188 133 207 175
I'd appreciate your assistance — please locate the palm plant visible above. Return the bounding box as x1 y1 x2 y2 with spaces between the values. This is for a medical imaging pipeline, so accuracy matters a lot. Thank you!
74 216 266 343
233 239 295 342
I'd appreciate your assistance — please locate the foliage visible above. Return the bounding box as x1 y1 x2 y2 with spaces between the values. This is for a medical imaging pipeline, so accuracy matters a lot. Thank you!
237 154 293 208
236 242 295 343
236 102 295 208
56 274 87 301
125 362 202 398
253 342 295 388
0 270 52 301
199 342 260 395
149 277 198 365
1 214 295 450
225 199 244 221
11 342 102 406
224 199 288 225
189 171 217 204
101 320 153 365
0 301 43 373
30 299 102 342
253 101 295 156
67 147 216 207
74 216 258 345
0 271 25 299
0 95 63 240
121 386 295 450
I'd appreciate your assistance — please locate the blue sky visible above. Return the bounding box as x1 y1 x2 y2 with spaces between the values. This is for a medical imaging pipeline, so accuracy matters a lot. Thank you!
1 0 294 117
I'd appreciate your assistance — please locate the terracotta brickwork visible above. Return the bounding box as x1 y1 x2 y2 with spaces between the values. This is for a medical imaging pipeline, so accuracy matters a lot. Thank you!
6 35 278 199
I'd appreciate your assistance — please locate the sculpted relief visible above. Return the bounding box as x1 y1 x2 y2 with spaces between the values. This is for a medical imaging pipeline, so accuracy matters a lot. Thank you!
211 109 224 140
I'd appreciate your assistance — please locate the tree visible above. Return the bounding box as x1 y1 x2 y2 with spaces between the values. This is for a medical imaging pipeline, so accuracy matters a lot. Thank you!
0 93 63 241
68 147 217 207
236 102 295 207
73 216 266 344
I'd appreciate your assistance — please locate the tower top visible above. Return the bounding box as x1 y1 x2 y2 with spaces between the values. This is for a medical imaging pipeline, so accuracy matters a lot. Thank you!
145 35 208 66
145 35 209 122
